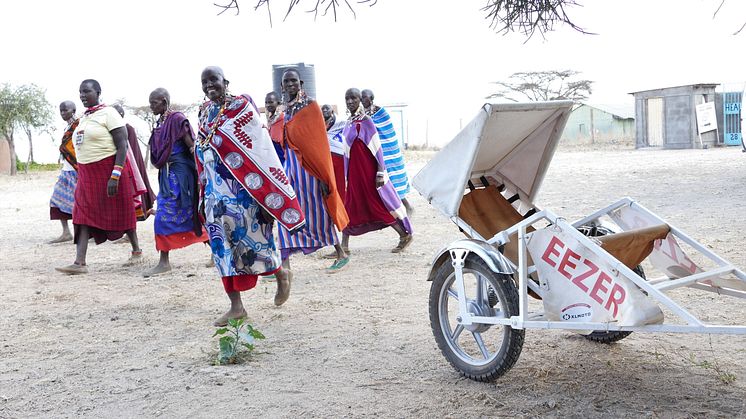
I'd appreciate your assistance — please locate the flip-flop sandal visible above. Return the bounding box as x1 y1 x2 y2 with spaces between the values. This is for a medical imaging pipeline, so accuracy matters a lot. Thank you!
326 256 350 273
391 235 414 253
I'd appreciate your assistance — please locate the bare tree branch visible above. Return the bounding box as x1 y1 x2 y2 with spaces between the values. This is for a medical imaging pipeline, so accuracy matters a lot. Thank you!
214 0 240 15
481 0 595 41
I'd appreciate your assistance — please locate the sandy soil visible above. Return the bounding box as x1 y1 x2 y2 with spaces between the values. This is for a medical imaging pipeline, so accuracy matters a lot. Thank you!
1 147 745 418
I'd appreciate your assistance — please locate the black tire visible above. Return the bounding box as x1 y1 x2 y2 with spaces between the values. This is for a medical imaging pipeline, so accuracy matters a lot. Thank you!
577 224 645 344
429 255 524 382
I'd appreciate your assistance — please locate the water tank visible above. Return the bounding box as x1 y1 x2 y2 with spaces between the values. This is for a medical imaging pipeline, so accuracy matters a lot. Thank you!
272 63 317 102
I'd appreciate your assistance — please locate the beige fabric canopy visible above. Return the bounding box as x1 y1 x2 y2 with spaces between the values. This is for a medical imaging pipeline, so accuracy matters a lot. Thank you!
412 101 574 218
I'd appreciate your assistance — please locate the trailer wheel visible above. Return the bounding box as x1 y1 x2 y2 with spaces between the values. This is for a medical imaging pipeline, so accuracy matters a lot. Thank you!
429 255 524 382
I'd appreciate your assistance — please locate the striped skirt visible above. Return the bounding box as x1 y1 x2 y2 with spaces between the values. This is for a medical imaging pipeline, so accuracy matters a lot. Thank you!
278 147 339 259
50 170 77 220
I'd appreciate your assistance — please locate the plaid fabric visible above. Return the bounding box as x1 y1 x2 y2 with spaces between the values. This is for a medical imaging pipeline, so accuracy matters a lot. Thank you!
50 170 77 218
73 155 137 243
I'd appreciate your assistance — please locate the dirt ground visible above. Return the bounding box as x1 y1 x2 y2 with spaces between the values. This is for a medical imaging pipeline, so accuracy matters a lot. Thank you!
1 146 745 418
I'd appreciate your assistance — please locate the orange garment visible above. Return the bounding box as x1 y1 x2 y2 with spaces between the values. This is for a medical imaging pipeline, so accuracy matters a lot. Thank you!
284 101 349 231
268 115 284 144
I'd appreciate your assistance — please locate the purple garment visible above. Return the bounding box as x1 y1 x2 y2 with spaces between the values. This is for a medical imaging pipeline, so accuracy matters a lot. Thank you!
342 116 412 235
150 112 194 169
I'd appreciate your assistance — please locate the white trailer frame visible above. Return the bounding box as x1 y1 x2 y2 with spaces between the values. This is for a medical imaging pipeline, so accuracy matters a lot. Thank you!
446 197 746 335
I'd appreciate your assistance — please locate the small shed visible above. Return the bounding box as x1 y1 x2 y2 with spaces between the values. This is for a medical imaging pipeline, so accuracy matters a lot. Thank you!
560 103 635 146
630 83 719 149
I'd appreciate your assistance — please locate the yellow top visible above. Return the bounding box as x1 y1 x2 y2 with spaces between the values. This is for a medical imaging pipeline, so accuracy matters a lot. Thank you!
73 106 125 164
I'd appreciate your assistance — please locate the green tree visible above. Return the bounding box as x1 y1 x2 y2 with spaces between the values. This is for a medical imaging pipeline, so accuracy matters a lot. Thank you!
487 70 593 102
0 83 53 175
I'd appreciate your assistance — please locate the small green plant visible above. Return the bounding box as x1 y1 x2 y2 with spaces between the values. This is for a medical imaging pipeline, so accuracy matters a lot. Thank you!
213 317 265 365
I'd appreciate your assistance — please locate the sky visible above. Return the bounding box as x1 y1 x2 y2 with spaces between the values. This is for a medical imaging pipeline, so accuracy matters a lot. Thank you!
2 0 746 162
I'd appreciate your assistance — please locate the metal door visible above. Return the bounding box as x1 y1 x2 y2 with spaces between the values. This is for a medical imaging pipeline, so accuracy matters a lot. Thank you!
723 91 742 146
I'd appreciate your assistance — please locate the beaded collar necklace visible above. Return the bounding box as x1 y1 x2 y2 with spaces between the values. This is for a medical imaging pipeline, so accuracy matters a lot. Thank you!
156 110 173 128
84 103 107 115
364 105 380 117
284 91 309 118
198 96 232 150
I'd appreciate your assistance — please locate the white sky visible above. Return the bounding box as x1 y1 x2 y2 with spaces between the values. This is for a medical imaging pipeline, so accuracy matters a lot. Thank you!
2 0 746 161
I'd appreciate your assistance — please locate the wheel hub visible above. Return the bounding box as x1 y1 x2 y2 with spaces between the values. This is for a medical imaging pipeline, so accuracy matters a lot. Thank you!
462 299 492 333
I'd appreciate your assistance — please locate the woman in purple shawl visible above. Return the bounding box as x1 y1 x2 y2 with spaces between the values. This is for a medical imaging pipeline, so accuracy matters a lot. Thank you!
142 88 207 277
341 88 413 253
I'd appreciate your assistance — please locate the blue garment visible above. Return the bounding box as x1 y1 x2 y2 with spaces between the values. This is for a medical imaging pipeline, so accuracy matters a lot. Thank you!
197 101 281 276
370 107 410 198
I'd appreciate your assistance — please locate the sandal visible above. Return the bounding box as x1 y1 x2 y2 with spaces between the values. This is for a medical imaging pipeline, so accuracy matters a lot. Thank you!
326 256 350 273
391 235 413 253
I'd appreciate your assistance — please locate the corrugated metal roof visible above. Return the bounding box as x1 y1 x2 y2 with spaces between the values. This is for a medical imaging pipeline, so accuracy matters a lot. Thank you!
576 103 635 119
628 83 720 95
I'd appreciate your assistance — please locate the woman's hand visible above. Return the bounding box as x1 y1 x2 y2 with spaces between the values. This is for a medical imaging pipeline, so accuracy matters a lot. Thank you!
375 172 385 188
107 178 119 197
320 181 330 197
259 206 274 225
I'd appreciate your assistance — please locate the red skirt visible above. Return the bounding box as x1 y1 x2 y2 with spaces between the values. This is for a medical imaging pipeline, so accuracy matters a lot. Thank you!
331 153 346 203
221 266 280 293
343 140 395 236
73 155 137 244
155 229 208 252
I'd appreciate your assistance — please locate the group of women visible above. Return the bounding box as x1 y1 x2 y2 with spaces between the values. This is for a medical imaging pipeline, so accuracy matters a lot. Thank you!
52 67 414 327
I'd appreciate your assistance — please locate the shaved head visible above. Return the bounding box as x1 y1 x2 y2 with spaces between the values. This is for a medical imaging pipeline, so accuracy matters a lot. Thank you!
149 88 170 105
59 100 76 112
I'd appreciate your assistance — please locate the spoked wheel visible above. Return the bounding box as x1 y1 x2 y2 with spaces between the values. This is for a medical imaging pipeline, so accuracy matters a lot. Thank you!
577 224 645 344
429 255 524 382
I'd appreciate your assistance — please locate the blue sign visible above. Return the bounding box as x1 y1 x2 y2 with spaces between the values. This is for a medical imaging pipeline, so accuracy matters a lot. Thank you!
725 132 742 146
724 102 741 114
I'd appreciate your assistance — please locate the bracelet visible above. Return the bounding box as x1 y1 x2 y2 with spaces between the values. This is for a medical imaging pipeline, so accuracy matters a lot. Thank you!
113 164 124 171
376 171 384 177
111 169 122 180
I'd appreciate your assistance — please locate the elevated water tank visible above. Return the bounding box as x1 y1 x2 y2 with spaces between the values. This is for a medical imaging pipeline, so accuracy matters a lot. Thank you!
272 63 317 102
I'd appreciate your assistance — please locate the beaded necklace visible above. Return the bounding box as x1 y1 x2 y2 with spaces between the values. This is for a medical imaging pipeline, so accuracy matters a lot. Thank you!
198 98 229 150
156 110 173 128
84 103 107 115
364 104 380 117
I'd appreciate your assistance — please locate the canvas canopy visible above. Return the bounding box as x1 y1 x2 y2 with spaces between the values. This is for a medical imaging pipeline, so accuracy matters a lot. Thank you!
413 101 574 219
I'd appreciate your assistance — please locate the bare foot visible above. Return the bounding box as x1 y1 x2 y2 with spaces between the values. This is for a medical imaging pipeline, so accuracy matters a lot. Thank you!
391 234 413 253
205 258 215 268
55 263 88 275
142 263 172 278
274 270 293 306
123 251 144 266
213 308 247 327
48 233 73 244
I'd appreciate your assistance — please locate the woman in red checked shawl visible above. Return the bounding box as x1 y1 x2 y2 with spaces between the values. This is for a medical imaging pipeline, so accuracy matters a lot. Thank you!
197 67 305 326
48 100 79 244
55 79 143 275
341 88 413 253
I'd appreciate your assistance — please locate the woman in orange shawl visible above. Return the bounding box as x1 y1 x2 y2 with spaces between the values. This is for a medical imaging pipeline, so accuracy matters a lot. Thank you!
278 68 350 273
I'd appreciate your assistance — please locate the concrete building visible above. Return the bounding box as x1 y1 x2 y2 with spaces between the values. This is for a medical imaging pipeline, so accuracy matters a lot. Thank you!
560 103 635 146
630 84 719 149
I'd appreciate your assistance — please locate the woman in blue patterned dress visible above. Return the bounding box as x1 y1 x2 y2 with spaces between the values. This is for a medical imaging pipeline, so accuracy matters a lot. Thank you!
196 66 305 326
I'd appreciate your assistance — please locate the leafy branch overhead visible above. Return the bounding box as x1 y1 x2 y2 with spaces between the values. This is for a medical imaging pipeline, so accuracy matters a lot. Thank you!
487 70 593 102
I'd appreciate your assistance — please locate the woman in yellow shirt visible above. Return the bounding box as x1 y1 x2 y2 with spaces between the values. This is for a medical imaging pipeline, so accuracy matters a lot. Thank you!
56 79 142 274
